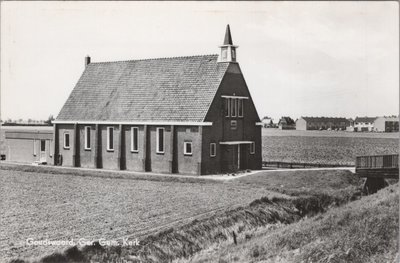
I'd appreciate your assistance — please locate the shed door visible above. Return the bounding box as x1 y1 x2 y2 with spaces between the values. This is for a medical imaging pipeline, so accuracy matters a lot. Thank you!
40 140 46 163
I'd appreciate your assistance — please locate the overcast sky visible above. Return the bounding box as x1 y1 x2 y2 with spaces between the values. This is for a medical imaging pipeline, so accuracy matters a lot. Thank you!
1 1 398 122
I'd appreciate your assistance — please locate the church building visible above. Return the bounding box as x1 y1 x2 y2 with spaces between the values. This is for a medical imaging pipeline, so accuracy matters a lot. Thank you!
53 25 262 175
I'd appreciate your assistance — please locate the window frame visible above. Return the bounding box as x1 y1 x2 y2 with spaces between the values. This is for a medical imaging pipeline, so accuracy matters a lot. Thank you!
238 99 244 117
33 139 37 156
210 143 216 157
222 48 227 59
63 132 70 149
49 140 53 157
156 127 165 154
40 140 46 152
131 127 139 153
225 98 230 117
231 120 237 130
84 126 91 150
250 142 255 154
107 127 114 151
231 98 237 117
183 141 193 156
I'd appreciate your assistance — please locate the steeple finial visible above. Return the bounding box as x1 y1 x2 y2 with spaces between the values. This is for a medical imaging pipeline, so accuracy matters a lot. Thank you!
223 24 233 45
218 24 238 63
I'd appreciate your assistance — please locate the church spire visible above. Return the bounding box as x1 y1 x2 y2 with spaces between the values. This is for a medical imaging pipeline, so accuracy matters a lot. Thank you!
223 24 233 45
219 24 238 63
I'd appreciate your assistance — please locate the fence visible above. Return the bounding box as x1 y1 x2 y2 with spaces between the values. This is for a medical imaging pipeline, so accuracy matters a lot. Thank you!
356 154 398 169
262 161 351 169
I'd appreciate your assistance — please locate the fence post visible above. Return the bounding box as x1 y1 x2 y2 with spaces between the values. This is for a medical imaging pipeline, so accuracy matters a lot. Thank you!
232 231 237 245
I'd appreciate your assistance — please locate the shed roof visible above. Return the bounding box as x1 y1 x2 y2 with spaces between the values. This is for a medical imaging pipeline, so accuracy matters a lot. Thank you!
355 117 377 123
301 117 348 123
56 54 229 122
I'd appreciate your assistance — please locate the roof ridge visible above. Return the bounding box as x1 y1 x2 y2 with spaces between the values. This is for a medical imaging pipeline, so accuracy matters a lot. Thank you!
90 54 219 64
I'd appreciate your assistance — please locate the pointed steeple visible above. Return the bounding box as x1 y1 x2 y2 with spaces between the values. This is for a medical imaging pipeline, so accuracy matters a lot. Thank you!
218 24 238 63
223 24 233 45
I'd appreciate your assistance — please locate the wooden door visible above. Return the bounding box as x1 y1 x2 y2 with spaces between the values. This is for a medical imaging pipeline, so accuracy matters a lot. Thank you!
40 140 46 163
221 145 239 173
239 144 248 170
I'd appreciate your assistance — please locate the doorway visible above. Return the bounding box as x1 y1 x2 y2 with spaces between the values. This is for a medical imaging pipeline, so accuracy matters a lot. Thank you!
40 140 46 163
221 144 248 172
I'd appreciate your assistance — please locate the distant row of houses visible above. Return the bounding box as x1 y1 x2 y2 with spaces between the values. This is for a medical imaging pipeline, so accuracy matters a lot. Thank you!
262 116 399 132
350 116 399 132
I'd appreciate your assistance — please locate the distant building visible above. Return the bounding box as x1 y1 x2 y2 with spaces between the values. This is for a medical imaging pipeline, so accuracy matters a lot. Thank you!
278 117 295 130
354 117 376 132
296 117 348 131
374 116 399 132
261 117 275 128
346 118 355 132
3 127 54 164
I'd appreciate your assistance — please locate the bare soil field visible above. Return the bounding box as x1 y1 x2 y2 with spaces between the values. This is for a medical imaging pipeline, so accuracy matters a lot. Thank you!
0 166 362 262
0 168 287 261
262 129 399 165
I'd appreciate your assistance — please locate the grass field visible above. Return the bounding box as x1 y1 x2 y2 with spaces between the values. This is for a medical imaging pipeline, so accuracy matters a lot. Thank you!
184 183 399 263
262 129 399 165
0 166 362 262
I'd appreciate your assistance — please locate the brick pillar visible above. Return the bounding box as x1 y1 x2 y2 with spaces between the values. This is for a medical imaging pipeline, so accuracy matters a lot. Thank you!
53 123 58 165
143 125 148 171
72 123 78 167
198 126 203 175
118 124 123 170
94 124 99 168
170 125 175 173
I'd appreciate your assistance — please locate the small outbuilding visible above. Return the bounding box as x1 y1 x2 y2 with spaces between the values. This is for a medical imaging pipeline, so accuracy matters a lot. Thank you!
3 127 54 164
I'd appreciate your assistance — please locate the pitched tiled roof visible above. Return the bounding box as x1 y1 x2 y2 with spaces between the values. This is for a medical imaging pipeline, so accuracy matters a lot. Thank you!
354 117 377 123
56 55 229 122
301 117 348 123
